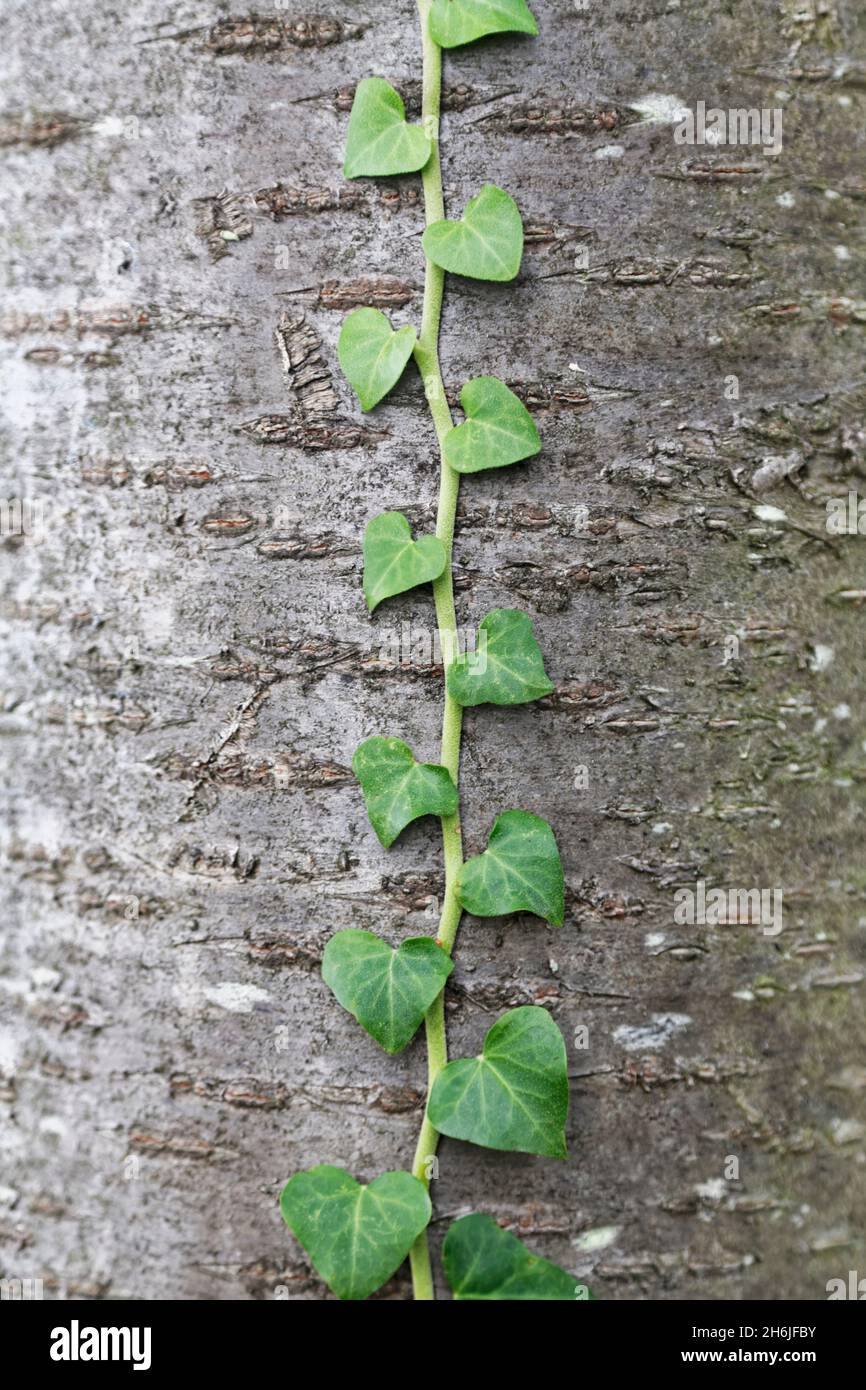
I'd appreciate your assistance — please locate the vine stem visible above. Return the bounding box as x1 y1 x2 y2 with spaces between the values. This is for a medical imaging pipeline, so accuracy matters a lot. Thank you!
408 0 463 1303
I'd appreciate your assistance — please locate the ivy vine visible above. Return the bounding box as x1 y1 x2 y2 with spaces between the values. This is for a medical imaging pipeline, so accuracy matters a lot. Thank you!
280 0 591 1302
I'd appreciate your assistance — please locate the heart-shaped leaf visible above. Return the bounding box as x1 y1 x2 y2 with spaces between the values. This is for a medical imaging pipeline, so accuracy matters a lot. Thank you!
443 1213 586 1299
363 511 447 612
447 609 553 706
344 78 432 179
339 307 417 411
280 1166 431 1301
458 808 564 924
323 929 453 1053
430 0 539 48
422 184 524 282
443 376 540 474
428 1005 568 1157
353 735 459 847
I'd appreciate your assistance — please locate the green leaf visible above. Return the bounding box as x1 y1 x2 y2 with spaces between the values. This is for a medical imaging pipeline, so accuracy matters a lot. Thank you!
447 608 553 706
458 809 564 924
363 511 447 612
280 1165 431 1301
430 0 539 48
343 77 432 179
428 1005 568 1157
443 376 540 474
353 735 459 848
338 307 417 411
322 929 453 1053
422 184 524 282
443 1213 587 1299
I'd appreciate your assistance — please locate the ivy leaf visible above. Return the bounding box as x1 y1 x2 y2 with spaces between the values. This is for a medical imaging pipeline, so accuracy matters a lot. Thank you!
447 609 553 707
322 929 453 1053
363 511 447 612
443 377 540 474
280 1166 431 1301
443 1213 587 1299
338 307 417 411
344 78 432 179
428 1005 568 1157
458 809 564 924
353 735 459 847
430 0 539 48
422 184 523 282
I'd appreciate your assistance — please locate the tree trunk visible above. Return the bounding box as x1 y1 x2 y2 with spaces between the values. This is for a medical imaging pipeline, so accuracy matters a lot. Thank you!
1 0 864 1300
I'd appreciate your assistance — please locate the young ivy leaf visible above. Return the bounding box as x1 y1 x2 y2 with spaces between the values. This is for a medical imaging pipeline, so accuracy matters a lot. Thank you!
338 307 417 411
353 735 459 848
443 1213 588 1300
428 1005 568 1157
322 929 453 1053
343 77 432 179
363 511 447 612
422 184 524 282
280 1165 431 1301
429 0 539 49
447 608 553 706
458 808 564 924
442 376 540 474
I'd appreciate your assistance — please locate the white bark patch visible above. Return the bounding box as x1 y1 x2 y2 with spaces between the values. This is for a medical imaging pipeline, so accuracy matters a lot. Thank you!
809 644 834 672
31 967 62 989
829 1117 866 1145
204 982 271 1014
0 1029 20 1074
572 1225 620 1252
39 1115 68 1138
696 1177 727 1201
753 504 787 523
631 94 689 124
91 116 127 136
613 1012 692 1051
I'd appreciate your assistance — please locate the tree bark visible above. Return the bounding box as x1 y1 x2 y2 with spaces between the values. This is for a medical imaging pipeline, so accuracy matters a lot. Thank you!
1 0 864 1300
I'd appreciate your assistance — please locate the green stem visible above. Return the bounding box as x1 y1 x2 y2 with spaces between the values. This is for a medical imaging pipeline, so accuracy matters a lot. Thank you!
408 0 463 1302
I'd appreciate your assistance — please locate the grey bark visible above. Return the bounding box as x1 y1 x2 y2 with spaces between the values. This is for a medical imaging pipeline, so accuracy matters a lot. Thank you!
1 0 865 1300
